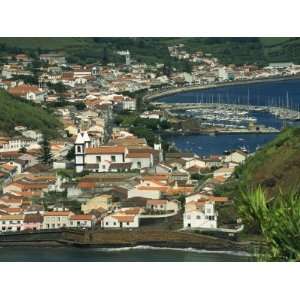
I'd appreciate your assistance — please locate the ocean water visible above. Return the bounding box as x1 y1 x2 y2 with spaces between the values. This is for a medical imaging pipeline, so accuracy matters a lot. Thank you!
0 246 252 262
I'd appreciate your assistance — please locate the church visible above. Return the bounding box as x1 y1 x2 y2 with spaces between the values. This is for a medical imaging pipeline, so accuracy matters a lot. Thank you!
75 131 163 173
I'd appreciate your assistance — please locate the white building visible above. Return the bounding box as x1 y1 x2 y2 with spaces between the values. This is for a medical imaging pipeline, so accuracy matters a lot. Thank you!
183 202 217 229
224 150 247 165
42 210 74 229
128 187 161 199
122 98 136 111
0 214 24 232
74 131 159 173
213 167 235 179
101 213 139 228
68 215 96 228
0 137 40 153
146 199 179 213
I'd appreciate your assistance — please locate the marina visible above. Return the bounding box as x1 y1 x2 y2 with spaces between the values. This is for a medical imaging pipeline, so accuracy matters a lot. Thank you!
156 79 300 155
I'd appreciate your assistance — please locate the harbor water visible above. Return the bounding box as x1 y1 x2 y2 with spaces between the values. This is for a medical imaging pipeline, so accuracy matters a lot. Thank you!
160 79 300 155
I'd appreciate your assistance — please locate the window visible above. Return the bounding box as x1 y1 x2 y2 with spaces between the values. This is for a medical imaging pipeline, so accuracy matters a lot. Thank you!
105 222 109 225
196 215 201 219
77 146 81 153
102 165 106 170
70 221 73 226
2 227 5 230
77 221 80 226
96 156 101 162
160 205 164 208
127 222 130 225
137 161 141 168
113 222 116 225
111 155 116 162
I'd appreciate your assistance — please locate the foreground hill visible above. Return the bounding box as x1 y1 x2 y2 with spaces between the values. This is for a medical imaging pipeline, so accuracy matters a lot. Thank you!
226 127 300 196
0 90 62 138
1 37 300 66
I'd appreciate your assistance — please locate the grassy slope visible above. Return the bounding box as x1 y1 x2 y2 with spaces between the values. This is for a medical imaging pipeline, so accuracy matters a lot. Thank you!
233 127 300 195
0 90 62 138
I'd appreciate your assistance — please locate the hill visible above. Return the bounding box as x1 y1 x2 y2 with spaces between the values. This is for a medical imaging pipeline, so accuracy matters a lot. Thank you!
0 90 62 138
1 37 300 66
222 127 300 197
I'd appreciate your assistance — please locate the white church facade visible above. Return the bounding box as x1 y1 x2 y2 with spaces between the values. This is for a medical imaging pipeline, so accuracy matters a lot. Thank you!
75 131 162 173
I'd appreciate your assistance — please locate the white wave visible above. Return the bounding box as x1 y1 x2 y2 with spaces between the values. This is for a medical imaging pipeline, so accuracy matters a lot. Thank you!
92 245 252 257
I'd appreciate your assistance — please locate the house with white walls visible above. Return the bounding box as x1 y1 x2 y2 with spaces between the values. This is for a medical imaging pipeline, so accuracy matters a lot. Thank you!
183 201 217 229
101 208 142 228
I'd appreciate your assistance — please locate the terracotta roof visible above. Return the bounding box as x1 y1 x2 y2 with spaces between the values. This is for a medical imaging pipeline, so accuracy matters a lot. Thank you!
0 214 24 221
4 207 23 214
70 214 93 221
1 163 17 171
123 208 141 215
112 215 136 223
146 199 168 205
78 182 96 189
85 146 126 154
24 213 43 223
126 152 151 158
8 84 42 96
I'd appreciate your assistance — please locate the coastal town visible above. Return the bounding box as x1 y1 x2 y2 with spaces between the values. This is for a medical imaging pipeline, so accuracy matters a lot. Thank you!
0 42 297 238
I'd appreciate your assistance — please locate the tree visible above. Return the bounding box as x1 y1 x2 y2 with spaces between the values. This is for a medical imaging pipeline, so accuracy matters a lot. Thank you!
18 146 27 154
101 47 109 65
237 187 300 261
74 101 86 111
38 137 53 165
66 146 75 161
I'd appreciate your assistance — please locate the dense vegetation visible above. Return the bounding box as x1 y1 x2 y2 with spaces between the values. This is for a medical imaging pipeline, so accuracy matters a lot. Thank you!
217 127 300 198
0 90 62 138
238 187 300 261
1 37 300 66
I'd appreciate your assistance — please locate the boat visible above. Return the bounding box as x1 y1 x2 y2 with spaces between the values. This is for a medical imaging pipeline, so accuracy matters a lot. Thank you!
239 146 248 153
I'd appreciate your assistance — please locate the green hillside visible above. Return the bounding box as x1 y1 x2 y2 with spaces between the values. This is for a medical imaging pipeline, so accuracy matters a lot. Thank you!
0 90 62 138
1 37 300 66
223 127 300 197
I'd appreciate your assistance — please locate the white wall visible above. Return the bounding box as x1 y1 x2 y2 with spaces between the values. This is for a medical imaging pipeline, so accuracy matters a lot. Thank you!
128 188 161 199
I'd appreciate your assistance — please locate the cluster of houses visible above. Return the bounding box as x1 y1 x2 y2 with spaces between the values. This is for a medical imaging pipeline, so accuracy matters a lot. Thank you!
0 121 248 233
0 45 255 234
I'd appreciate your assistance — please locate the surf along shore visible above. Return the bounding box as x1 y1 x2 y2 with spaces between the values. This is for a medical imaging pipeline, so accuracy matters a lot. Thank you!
0 228 259 256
